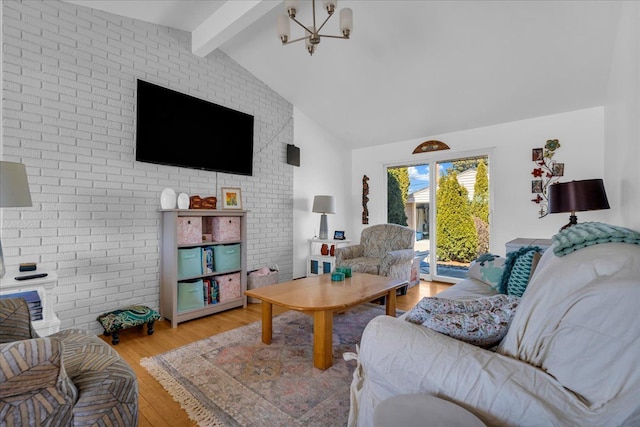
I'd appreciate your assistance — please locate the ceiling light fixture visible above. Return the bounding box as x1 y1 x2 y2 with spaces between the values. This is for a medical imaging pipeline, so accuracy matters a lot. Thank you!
277 0 353 56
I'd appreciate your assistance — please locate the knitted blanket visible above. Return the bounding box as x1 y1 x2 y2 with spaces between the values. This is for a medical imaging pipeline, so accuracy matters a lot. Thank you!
552 222 640 256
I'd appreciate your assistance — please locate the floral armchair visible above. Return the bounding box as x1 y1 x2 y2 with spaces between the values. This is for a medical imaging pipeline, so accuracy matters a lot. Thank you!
335 224 415 292
0 297 139 426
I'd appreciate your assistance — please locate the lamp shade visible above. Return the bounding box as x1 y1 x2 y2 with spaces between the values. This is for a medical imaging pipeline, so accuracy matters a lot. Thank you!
0 161 32 207
548 179 609 213
312 195 336 214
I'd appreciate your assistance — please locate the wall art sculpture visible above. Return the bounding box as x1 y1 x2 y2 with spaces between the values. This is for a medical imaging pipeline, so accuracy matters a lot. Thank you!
362 175 369 224
531 139 564 218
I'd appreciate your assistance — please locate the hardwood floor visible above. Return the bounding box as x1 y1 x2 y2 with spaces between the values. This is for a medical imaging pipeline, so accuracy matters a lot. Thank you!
103 280 451 427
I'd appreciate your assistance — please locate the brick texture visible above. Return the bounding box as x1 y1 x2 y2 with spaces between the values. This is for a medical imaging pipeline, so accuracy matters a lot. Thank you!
1 0 294 333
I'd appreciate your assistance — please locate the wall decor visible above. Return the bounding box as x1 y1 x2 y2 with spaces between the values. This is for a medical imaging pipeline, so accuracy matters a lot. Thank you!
160 188 177 209
189 195 217 209
531 139 564 218
362 175 370 224
177 193 190 209
221 188 242 210
412 140 450 154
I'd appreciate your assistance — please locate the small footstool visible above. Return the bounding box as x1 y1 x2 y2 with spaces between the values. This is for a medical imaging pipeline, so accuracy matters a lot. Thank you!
373 394 486 427
97 305 160 345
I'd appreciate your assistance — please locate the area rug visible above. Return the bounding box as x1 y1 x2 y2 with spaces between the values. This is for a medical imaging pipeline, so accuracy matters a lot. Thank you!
140 303 400 427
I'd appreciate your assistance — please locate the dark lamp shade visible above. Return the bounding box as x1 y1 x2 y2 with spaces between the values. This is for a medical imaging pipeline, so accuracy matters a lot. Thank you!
548 179 610 213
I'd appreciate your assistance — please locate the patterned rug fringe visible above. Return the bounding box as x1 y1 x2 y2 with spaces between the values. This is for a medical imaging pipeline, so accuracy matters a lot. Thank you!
140 357 226 427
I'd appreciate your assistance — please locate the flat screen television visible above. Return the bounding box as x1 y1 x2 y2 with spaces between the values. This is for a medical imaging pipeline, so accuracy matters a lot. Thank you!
135 79 254 176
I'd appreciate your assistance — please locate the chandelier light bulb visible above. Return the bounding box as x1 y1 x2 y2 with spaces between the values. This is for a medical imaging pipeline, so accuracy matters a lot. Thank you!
340 8 353 37
277 15 291 43
284 0 298 18
322 1 337 15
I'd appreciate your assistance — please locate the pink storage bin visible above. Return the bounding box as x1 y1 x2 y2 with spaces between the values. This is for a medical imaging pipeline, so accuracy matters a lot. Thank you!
216 272 241 302
205 217 241 242
177 217 202 245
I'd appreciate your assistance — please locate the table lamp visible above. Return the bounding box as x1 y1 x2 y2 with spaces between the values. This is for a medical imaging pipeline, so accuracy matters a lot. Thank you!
312 195 336 240
548 178 609 231
0 161 33 277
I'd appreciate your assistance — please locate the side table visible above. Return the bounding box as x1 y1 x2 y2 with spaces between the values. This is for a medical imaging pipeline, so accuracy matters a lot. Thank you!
0 269 61 336
306 238 352 276
505 238 553 254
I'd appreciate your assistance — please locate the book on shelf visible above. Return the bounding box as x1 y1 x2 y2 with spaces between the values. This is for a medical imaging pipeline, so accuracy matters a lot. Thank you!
0 290 43 322
210 279 219 304
201 278 219 305
203 246 214 274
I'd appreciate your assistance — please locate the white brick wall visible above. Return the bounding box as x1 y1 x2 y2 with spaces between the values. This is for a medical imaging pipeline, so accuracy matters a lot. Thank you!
1 0 294 333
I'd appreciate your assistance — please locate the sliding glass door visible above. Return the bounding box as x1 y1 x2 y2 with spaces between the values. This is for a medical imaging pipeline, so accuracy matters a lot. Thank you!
388 153 490 282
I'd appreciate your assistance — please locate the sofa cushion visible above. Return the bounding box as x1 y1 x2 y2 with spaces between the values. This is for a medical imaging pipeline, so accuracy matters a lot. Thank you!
498 242 640 406
505 249 541 297
406 294 518 317
466 253 506 291
498 246 542 296
405 295 521 348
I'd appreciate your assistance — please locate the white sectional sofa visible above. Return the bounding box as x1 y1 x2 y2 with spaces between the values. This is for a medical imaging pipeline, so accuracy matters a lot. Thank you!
348 229 640 426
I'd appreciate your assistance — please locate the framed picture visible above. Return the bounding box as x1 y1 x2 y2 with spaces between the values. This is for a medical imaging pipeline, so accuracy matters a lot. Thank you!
334 230 345 240
221 187 242 210
531 180 543 193
552 162 564 177
532 148 544 161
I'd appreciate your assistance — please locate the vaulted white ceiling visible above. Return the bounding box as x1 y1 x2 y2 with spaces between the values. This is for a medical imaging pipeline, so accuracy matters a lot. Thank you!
65 0 623 149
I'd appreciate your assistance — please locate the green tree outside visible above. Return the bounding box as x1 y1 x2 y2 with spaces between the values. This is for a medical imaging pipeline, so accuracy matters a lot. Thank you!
436 172 478 262
470 159 489 222
387 170 408 225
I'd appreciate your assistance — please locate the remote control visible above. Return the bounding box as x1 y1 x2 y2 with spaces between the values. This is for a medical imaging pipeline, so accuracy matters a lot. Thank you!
14 273 48 281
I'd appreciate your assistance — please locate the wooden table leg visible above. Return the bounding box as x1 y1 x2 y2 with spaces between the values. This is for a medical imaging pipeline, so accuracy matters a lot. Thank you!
261 300 273 344
385 288 397 317
313 310 333 370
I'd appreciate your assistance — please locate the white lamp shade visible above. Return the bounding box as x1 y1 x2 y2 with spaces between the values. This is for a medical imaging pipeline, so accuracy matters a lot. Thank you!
340 8 353 33
312 195 336 214
0 161 32 207
276 14 290 38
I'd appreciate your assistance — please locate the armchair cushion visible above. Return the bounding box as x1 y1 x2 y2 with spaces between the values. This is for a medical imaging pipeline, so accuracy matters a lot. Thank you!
0 337 77 426
0 297 38 343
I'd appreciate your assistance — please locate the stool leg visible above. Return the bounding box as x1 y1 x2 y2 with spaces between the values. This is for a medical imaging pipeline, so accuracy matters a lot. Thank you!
147 320 155 335
111 331 120 345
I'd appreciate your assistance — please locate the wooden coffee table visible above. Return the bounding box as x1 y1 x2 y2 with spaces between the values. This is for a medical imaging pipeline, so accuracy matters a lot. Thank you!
244 272 407 370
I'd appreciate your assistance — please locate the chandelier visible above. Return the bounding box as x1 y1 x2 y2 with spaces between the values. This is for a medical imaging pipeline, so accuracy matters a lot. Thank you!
276 0 353 56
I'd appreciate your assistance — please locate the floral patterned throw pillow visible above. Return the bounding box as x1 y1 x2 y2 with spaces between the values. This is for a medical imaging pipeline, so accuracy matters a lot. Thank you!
405 294 521 348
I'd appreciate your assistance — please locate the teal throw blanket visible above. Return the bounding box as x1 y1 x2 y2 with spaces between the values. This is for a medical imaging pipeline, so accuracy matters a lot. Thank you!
552 222 640 256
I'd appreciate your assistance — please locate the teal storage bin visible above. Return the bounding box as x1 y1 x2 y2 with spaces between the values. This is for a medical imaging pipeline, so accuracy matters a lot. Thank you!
178 247 203 279
213 244 241 271
177 280 205 312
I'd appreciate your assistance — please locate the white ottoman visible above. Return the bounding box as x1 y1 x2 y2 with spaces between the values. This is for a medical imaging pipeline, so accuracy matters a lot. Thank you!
374 394 486 427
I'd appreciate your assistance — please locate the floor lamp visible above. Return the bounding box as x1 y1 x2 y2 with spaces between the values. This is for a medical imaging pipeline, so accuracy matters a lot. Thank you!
548 179 610 231
0 161 33 278
312 195 336 240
